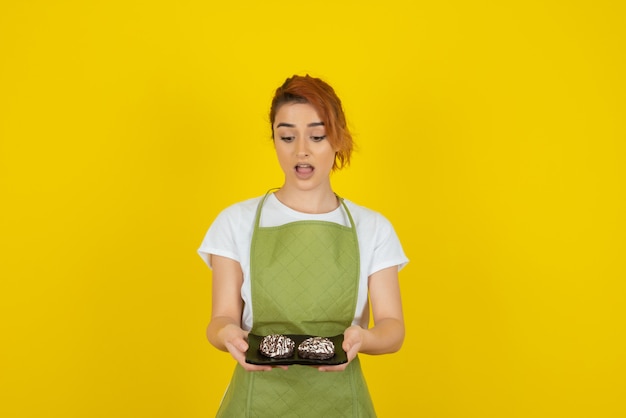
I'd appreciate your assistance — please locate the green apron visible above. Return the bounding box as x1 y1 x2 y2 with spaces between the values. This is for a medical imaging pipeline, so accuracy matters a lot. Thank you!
216 191 376 417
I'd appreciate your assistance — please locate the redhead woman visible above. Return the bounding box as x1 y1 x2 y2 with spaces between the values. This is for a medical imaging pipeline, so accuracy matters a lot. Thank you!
198 75 408 417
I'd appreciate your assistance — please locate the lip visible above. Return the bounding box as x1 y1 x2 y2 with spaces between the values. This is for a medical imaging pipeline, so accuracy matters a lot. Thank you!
294 163 314 179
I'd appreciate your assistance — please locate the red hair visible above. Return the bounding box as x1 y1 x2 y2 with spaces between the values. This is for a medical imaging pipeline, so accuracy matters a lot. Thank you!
270 75 353 171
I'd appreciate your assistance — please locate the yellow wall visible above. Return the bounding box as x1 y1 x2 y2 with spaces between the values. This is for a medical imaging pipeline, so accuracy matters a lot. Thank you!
1 1 624 417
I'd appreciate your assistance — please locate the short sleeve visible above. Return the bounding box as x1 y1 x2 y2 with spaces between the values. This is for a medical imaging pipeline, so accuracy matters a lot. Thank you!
366 212 409 276
197 205 242 269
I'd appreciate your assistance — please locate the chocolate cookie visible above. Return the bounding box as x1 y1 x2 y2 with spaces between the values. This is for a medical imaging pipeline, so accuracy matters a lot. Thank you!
259 334 295 359
297 336 335 360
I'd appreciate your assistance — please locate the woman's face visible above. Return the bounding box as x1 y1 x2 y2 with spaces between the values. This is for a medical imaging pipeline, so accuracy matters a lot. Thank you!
273 102 337 192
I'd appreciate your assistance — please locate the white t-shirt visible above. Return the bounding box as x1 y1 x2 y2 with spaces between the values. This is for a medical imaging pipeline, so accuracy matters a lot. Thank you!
198 193 408 331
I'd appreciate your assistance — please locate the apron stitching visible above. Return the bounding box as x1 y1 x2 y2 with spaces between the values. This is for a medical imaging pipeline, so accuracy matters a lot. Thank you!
246 369 254 418
237 190 373 416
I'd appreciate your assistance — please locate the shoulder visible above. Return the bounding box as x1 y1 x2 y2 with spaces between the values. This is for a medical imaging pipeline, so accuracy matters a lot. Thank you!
342 198 409 272
199 195 263 261
341 199 401 243
214 196 263 224
342 199 394 229
206 196 263 236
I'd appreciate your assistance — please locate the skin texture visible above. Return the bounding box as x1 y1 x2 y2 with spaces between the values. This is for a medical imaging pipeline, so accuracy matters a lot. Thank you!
272 103 339 213
206 102 405 372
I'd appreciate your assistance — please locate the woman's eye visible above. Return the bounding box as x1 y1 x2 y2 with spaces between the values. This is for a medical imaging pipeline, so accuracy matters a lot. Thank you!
280 136 295 142
311 135 326 142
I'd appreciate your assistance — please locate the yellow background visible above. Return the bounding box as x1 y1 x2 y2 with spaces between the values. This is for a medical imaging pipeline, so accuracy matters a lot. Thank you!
1 1 625 417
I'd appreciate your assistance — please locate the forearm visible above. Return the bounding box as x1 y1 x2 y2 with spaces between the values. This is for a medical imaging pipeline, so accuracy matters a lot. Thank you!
359 265 405 355
359 317 405 355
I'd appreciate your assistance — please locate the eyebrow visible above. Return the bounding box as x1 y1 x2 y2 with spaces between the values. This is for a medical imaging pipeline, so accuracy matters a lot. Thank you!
276 122 325 128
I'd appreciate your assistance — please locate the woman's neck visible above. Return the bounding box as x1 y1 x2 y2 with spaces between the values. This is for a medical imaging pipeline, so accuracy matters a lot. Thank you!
273 186 339 214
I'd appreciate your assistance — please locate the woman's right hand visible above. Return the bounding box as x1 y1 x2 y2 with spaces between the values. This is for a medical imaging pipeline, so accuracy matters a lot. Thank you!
219 324 273 371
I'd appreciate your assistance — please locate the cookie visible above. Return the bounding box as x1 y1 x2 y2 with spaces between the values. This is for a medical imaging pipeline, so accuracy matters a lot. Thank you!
297 336 335 360
259 334 295 359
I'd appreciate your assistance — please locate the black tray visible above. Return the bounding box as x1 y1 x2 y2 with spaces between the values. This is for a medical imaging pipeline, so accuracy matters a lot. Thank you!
245 334 347 366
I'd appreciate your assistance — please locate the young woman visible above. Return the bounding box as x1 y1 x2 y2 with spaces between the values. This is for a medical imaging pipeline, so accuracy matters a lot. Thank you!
198 75 408 417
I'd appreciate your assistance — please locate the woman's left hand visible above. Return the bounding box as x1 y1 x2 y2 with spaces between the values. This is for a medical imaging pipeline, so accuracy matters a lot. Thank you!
316 266 406 372
317 325 363 372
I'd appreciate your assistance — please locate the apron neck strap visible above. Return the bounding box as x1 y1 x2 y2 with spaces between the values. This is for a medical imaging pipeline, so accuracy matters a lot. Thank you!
254 189 356 230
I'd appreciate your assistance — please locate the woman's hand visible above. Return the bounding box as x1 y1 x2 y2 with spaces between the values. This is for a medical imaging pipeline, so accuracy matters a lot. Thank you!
317 265 405 372
218 323 274 372
212 320 289 372
317 325 363 372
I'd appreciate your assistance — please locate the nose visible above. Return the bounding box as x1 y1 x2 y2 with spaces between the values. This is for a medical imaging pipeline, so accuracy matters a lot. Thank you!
295 137 310 158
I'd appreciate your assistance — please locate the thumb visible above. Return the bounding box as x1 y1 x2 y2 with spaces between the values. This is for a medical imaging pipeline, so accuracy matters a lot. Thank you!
237 339 249 352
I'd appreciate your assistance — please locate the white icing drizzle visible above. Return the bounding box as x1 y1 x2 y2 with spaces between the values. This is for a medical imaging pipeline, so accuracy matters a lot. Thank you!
298 337 335 358
260 334 295 358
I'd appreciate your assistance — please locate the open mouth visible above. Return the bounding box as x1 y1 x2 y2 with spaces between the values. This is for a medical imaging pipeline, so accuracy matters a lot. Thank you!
295 164 314 174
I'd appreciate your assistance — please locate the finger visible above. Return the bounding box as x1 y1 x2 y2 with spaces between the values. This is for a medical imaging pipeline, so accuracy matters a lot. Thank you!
318 363 347 372
342 327 361 352
226 338 249 353
342 340 359 359
236 339 249 352
242 363 272 372
226 341 272 372
225 341 248 364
